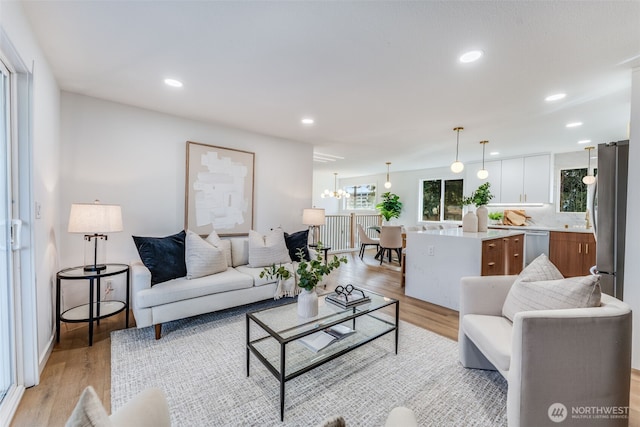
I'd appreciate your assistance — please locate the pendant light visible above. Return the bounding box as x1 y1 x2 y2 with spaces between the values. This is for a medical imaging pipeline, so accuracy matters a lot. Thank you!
451 127 464 173
321 173 351 199
477 140 489 179
582 146 596 185
384 162 392 189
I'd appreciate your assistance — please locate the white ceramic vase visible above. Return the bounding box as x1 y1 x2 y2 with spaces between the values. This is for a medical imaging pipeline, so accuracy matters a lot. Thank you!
462 210 478 232
297 288 319 317
476 205 488 232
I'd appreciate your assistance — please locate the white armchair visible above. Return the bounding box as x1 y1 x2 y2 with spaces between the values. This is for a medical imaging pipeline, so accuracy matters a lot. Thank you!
459 275 632 427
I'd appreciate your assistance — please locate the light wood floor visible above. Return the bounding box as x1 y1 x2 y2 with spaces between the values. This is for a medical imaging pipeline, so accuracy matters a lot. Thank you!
10 251 640 426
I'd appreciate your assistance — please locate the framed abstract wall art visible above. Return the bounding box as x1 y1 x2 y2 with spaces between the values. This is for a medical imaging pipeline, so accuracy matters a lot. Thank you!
185 141 255 236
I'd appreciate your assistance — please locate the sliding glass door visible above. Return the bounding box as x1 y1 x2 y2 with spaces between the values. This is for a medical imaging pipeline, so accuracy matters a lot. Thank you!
0 58 15 411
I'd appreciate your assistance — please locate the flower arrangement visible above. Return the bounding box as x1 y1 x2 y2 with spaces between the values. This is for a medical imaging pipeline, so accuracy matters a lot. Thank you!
260 244 347 291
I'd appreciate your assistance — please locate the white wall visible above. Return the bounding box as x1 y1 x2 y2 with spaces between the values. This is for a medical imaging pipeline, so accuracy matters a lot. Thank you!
1 2 61 378
625 67 639 370
335 166 456 225
59 93 313 307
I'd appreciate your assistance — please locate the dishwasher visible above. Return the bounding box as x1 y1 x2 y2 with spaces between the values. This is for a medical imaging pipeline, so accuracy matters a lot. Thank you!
524 230 550 266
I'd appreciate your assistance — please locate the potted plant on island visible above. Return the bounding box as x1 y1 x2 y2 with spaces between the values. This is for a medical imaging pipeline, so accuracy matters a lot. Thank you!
488 211 504 225
462 182 494 232
376 192 403 224
261 244 347 317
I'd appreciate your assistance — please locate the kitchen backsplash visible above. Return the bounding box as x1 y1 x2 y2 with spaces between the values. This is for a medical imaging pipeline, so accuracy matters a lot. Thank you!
487 204 591 229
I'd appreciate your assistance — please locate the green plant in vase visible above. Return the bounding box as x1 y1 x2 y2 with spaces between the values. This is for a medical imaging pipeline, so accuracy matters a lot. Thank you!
260 244 347 317
462 182 494 207
376 192 403 222
462 182 495 232
295 245 347 291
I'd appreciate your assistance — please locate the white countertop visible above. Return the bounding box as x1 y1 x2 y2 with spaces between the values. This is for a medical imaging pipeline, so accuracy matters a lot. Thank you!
489 225 594 234
418 227 524 241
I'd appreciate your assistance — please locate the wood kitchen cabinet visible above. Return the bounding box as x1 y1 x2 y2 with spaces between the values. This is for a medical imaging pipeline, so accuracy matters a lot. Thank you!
549 231 596 277
481 235 524 276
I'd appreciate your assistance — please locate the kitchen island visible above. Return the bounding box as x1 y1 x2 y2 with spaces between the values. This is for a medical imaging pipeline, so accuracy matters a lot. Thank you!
404 228 525 311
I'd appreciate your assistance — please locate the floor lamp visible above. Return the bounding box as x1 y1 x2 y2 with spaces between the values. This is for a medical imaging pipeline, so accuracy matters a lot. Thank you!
302 208 325 247
68 200 123 272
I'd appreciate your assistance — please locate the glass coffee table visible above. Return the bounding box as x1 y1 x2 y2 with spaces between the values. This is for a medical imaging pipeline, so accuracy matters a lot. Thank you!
246 290 399 421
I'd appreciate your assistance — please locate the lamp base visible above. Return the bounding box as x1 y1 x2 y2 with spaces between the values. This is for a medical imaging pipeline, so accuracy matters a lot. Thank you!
83 264 107 272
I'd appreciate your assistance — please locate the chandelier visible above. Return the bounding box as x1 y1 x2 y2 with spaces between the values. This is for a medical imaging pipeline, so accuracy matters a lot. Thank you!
321 173 351 199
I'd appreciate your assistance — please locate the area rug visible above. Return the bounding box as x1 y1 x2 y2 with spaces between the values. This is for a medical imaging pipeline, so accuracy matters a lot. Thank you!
111 300 507 426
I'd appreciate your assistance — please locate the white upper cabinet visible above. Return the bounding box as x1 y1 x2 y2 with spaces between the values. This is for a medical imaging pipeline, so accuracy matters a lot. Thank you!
500 154 551 204
464 160 502 202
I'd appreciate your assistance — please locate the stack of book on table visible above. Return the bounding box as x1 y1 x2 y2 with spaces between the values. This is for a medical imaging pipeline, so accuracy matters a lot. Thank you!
325 287 370 308
298 324 356 353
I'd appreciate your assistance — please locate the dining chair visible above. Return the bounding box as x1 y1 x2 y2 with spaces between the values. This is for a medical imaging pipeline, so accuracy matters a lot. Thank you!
357 223 380 259
379 226 403 265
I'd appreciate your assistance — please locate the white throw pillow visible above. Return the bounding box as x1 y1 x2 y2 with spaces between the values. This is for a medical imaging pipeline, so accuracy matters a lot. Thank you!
206 230 232 268
230 238 249 267
65 386 112 427
502 254 601 321
248 229 292 268
185 230 228 279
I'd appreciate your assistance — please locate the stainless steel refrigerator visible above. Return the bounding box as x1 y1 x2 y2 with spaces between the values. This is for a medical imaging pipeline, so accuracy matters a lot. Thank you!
590 140 629 298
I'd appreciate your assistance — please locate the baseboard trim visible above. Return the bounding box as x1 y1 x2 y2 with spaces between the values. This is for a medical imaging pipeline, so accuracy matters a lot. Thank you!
0 384 25 427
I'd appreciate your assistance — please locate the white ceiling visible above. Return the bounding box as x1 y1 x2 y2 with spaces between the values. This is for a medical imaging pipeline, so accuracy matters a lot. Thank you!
21 1 640 178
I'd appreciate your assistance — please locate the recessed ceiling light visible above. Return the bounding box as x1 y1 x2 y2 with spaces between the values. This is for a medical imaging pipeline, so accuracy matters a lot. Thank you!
459 50 483 63
489 151 500 156
566 122 583 128
301 118 315 125
578 139 591 144
164 78 183 88
545 93 566 102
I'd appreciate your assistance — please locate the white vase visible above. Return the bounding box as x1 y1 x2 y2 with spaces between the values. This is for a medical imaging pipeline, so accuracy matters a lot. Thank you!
476 205 488 232
462 211 478 232
297 288 319 317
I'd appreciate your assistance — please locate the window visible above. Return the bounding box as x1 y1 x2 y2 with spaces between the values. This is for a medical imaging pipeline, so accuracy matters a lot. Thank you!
559 168 596 213
421 179 463 221
343 184 377 210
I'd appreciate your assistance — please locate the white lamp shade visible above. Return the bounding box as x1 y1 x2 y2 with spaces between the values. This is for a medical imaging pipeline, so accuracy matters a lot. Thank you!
477 169 489 179
68 202 123 233
302 208 325 226
451 161 464 173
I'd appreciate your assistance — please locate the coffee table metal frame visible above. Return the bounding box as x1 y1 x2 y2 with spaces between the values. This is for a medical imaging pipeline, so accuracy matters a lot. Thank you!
246 290 399 421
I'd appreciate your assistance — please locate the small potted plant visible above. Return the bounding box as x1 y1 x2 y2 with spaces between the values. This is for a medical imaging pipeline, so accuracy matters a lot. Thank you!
462 183 494 232
376 192 403 224
261 244 347 317
488 211 504 225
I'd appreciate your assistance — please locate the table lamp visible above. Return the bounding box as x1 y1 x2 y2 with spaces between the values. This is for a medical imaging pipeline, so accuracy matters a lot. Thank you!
302 208 325 246
68 200 123 272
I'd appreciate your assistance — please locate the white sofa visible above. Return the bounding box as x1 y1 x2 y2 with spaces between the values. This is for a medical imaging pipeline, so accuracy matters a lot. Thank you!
459 275 632 427
131 237 293 339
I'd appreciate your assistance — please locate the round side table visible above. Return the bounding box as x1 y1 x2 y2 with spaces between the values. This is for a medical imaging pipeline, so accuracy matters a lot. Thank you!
56 263 130 346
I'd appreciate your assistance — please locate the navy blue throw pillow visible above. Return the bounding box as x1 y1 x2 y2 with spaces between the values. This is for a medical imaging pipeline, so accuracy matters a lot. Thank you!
132 230 187 285
284 230 310 262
